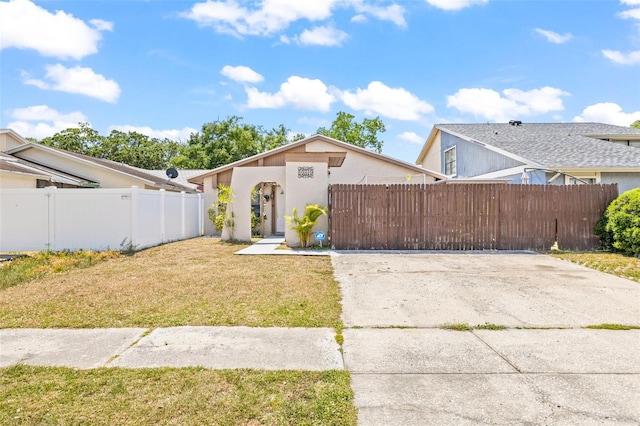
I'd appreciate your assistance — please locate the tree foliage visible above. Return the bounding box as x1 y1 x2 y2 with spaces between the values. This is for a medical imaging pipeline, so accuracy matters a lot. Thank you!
35 113 388 171
316 111 386 153
172 116 290 169
39 123 183 169
631 120 640 129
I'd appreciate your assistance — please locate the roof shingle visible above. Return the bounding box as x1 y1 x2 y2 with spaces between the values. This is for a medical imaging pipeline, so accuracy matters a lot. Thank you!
437 122 640 168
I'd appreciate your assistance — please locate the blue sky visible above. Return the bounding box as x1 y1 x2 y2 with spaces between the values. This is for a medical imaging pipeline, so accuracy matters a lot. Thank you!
1 0 639 164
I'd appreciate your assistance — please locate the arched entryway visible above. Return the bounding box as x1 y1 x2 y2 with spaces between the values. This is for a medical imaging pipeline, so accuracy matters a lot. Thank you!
253 182 286 237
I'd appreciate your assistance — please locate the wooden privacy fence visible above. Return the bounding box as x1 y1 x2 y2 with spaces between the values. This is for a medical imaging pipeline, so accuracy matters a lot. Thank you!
328 183 618 251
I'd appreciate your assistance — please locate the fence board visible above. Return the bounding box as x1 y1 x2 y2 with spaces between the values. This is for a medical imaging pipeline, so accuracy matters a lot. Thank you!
329 183 617 251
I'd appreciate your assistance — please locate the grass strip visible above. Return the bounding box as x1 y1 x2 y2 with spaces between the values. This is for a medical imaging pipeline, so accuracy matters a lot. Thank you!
0 365 356 426
584 323 640 330
549 251 640 282
0 250 120 290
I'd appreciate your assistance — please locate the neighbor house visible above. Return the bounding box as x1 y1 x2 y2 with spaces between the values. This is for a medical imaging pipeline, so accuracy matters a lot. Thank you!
0 129 196 193
416 122 640 193
188 134 446 245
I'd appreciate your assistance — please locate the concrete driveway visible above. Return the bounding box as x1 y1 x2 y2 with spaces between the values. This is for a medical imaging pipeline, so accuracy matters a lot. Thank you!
333 252 640 425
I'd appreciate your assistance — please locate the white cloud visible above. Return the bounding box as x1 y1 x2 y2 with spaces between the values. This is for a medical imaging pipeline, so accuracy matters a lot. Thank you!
340 81 434 121
398 131 424 145
182 0 337 37
619 0 640 19
23 64 121 103
246 76 335 111
601 1 640 64
425 0 488 11
620 8 640 19
108 125 198 141
7 105 87 139
534 28 572 44
573 102 640 126
182 0 406 39
220 65 264 83
446 86 569 122
0 0 112 60
296 25 348 46
602 49 640 65
352 1 406 27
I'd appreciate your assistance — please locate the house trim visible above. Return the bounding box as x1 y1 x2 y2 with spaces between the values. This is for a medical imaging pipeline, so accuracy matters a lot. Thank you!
190 134 446 185
417 125 544 169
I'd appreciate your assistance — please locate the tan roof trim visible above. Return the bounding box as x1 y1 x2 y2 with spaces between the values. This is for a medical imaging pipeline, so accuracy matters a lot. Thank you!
284 152 347 167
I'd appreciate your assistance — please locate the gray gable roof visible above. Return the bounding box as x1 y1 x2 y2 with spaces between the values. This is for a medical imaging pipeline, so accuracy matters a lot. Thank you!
437 123 640 169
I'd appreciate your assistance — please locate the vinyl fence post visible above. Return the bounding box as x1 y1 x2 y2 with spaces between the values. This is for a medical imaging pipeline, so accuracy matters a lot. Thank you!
199 193 204 236
160 189 166 243
181 191 186 239
46 186 56 252
130 186 138 249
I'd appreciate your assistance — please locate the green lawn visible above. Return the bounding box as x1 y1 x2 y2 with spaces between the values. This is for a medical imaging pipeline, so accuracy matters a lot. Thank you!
0 366 356 426
0 238 353 424
549 251 640 282
0 238 343 329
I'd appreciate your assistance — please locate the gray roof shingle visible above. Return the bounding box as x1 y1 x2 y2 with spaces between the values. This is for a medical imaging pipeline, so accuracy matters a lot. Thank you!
437 122 640 168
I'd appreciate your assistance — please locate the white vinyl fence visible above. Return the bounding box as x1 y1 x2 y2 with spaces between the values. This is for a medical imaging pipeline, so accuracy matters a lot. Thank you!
0 186 203 252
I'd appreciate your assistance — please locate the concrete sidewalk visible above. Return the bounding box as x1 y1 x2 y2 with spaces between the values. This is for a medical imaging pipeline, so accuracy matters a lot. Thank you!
235 236 331 256
0 326 343 371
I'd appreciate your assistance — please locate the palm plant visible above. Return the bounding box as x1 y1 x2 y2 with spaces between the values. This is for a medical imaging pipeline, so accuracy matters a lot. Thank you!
286 204 327 248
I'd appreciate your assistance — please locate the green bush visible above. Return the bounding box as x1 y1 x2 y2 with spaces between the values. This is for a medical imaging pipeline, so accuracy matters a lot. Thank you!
594 211 614 250
602 188 640 256
286 204 327 248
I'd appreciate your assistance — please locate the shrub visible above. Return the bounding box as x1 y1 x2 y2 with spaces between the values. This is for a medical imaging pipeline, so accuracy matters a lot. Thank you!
208 184 234 235
286 204 327 248
594 211 614 250
603 188 640 256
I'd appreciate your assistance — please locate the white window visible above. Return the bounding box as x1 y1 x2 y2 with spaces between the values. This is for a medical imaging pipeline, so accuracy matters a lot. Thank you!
565 172 600 185
444 146 457 176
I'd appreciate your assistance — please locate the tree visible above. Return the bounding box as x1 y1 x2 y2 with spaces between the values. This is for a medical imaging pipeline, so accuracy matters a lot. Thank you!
631 120 640 129
316 111 386 153
40 122 103 154
39 123 184 169
96 130 183 170
172 116 291 169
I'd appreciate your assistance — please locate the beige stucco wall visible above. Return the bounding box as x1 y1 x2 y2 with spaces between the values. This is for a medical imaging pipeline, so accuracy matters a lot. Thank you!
226 166 286 241
14 149 143 188
284 161 328 247
205 140 439 244
0 172 37 188
421 132 441 173
327 149 437 185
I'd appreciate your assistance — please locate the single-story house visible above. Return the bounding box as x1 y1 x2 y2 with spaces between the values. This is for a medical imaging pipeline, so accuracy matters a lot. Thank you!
0 129 196 193
416 122 640 193
188 134 446 245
